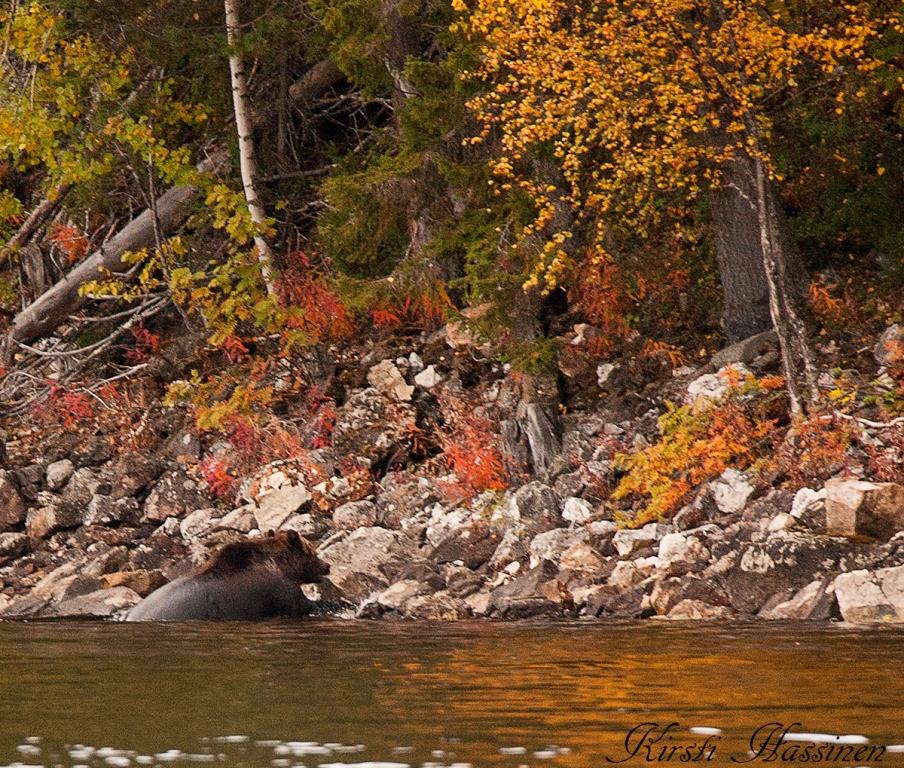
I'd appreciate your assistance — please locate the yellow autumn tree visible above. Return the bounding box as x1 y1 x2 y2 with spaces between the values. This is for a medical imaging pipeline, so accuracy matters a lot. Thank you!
456 0 892 412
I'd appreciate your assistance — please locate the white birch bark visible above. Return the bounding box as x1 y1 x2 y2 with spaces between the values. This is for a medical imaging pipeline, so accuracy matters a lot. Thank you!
224 0 276 294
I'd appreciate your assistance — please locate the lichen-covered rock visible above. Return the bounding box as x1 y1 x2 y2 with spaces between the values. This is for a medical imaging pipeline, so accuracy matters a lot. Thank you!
26 503 82 540
319 526 416 603
333 500 377 529
613 523 673 557
874 323 904 367
331 388 417 465
142 470 212 523
110 452 165 501
528 527 589 567
254 483 312 531
757 577 836 620
101 569 168 597
375 475 441 530
666 599 731 620
722 531 870 615
429 522 502 570
84 496 141 527
60 467 108 512
488 560 570 619
52 586 143 617
0 532 29 563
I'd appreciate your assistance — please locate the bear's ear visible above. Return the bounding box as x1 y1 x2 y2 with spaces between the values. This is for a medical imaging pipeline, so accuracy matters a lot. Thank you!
265 529 276 538
284 530 301 545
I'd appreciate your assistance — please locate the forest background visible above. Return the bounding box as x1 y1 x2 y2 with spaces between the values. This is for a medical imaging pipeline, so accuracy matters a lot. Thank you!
1 0 904 518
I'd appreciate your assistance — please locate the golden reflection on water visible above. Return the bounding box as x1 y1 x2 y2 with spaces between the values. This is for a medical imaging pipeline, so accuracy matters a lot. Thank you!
0 621 901 768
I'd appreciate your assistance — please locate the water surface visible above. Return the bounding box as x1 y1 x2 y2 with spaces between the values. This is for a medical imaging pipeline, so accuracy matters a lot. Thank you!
0 620 901 767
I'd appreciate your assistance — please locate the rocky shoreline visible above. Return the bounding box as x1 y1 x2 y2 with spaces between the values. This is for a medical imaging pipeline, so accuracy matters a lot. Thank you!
2 327 904 625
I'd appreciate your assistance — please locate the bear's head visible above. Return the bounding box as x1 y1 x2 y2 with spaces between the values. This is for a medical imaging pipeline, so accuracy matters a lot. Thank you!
202 530 330 583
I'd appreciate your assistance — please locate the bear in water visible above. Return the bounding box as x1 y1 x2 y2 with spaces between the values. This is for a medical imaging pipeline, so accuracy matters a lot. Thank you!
124 530 330 621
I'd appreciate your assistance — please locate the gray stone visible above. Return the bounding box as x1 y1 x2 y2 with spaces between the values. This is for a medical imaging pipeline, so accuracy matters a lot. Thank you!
666 599 731 620
710 330 779 369
710 469 755 515
757 578 836 620
60 467 106 511
367 360 414 402
529 527 589 567
26 504 81 540
414 365 442 389
562 497 593 524
319 526 415 603
488 560 569 619
45 459 75 491
142 470 212 523
216 505 256 533
430 522 502 570
613 523 673 557
179 508 222 540
723 532 870 615
254 483 312 531
686 364 753 404
84 496 141 527
332 388 417 465
510 481 562 526
825 478 904 540
279 513 330 539
333 500 378 529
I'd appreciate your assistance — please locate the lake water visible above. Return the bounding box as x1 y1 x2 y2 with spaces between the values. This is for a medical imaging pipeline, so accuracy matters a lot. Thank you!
0 620 902 768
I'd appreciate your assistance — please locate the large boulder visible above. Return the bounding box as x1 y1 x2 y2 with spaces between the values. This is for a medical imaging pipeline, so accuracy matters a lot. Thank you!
721 531 871 615
488 560 571 619
319 526 416 603
110 452 165 501
824 478 904 540
834 565 904 623
429 521 502 570
0 472 27 531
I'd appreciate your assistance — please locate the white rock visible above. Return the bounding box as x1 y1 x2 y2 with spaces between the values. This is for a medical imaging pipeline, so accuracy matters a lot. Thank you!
254 483 312 531
414 365 442 389
408 352 425 373
45 459 75 491
658 532 690 561
686 364 753 404
562 497 593 524
588 520 617 537
179 509 221 540
612 523 673 557
710 468 754 515
528 527 588 567
767 513 795 532
790 487 826 518
596 363 616 387
367 360 414 402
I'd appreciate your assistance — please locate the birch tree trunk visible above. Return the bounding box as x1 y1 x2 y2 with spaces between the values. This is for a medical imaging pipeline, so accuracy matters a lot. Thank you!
224 0 276 294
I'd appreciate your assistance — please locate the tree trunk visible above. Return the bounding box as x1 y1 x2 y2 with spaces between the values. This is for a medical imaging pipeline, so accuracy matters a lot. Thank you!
224 0 276 293
709 153 805 344
0 184 72 267
288 59 345 106
10 150 229 346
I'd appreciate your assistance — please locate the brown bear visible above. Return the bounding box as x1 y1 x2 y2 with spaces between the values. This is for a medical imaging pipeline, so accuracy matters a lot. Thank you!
123 530 330 621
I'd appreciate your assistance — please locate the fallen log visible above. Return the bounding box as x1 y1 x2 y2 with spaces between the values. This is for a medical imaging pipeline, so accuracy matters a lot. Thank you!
10 150 229 346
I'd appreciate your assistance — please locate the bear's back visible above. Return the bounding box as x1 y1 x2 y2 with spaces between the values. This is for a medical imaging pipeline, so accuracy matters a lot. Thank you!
123 568 313 621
